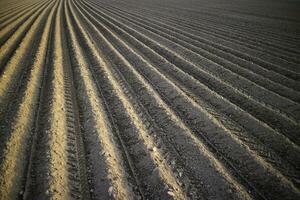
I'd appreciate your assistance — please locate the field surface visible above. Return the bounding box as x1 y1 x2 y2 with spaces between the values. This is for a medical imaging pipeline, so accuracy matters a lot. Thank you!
0 0 300 199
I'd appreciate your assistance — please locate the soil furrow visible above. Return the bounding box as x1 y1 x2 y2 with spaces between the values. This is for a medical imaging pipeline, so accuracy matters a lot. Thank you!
69 2 251 199
0 1 38 19
0 0 54 73
25 1 87 198
76 0 300 147
87 3 300 105
67 1 189 198
91 4 300 94
0 1 54 125
96 2 300 77
72 1 300 199
0 2 57 199
0 0 46 30
124 2 300 55
65 1 139 199
0 0 299 199
96 0 300 57
79 0 300 176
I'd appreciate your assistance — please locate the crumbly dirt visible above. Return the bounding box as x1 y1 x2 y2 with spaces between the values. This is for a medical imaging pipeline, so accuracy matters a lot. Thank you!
0 0 299 199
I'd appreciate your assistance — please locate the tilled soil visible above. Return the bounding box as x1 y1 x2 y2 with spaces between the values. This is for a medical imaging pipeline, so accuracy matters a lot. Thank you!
0 0 299 199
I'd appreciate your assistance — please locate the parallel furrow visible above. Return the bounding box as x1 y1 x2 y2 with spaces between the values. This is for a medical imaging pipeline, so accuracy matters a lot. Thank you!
0 2 57 199
98 0 300 57
66 1 188 198
24 2 89 199
73 0 300 199
0 1 39 28
0 1 37 19
0 0 53 74
0 0 299 199
0 1 54 128
136 4 300 57
97 2 300 78
92 3 300 94
0 0 46 29
0 0 48 41
79 0 300 177
78 0 300 148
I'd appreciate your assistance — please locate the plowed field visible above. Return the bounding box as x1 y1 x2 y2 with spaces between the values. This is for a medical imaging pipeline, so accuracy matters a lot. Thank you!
0 0 299 199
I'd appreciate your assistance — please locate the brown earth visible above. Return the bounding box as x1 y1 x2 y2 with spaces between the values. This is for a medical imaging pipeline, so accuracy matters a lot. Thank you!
0 0 299 199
